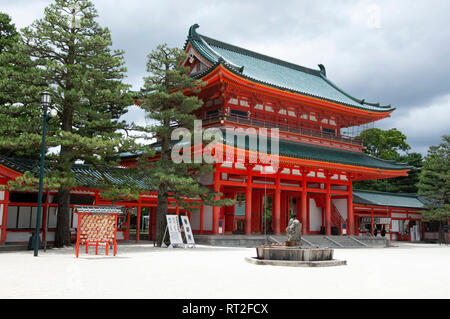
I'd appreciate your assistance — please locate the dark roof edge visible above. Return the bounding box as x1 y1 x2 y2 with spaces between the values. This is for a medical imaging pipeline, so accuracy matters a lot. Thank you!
319 74 393 110
353 189 420 198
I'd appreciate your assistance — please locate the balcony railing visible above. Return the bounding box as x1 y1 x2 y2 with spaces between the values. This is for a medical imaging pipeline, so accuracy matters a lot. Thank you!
200 112 362 147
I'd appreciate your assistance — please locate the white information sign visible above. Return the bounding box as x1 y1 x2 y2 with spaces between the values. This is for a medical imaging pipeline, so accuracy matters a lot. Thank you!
166 215 184 248
180 215 195 247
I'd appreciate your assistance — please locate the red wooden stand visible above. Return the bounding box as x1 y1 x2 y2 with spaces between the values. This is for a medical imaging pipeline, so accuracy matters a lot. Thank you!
74 206 122 258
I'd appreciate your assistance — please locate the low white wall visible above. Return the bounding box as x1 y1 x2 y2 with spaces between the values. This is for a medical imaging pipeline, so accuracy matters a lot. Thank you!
190 208 201 230
309 199 322 231
6 231 34 243
203 206 213 231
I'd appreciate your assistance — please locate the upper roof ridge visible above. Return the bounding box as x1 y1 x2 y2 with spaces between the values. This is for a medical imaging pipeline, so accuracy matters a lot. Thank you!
199 34 322 77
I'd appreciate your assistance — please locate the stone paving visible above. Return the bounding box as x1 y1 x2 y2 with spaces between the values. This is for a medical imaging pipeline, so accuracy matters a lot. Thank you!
0 242 449 298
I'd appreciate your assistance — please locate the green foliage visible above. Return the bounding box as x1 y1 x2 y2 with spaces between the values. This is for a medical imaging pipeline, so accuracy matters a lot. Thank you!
417 135 450 222
136 43 232 206
0 12 47 158
133 44 233 245
0 0 135 246
0 12 18 53
359 128 410 160
354 128 422 193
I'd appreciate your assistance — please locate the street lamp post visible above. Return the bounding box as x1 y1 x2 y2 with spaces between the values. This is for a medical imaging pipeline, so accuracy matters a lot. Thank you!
33 91 51 257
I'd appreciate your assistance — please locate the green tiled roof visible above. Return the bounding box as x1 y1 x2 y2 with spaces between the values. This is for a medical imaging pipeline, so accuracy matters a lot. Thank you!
221 131 411 171
353 189 425 209
117 131 411 171
185 24 394 113
0 155 152 189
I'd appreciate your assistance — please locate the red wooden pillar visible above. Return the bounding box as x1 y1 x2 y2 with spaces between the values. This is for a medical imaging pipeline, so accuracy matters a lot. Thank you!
0 190 9 244
295 195 302 223
200 205 204 234
371 208 374 236
136 201 141 243
42 191 49 245
251 190 260 233
245 175 252 235
347 180 354 235
301 175 308 234
273 175 281 235
213 164 221 234
325 179 331 235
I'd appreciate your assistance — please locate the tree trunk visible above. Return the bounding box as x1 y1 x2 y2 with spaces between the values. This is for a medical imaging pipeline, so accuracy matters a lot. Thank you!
54 187 71 247
155 182 169 247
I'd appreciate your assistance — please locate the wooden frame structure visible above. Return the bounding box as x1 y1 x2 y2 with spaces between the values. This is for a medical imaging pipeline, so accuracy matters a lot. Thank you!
74 206 122 258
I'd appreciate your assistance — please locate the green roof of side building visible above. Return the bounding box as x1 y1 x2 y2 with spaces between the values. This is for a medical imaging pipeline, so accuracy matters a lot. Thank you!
0 155 152 190
185 24 394 113
353 189 425 209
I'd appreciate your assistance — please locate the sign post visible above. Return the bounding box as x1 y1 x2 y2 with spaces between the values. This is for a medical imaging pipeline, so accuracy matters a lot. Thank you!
180 215 195 248
165 215 185 248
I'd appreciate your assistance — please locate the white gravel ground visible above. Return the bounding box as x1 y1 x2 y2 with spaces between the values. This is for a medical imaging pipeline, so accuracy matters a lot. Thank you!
0 242 449 299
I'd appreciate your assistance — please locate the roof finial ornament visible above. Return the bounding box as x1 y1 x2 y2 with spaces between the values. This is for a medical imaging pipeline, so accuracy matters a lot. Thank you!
318 64 326 76
189 24 201 40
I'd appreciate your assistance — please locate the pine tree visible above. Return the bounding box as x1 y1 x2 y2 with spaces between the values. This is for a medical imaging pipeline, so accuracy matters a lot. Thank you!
417 135 450 241
0 12 47 159
3 0 133 247
135 44 232 246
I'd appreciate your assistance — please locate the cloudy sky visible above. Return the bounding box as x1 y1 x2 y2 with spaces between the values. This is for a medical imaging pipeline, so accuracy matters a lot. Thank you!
2 0 449 155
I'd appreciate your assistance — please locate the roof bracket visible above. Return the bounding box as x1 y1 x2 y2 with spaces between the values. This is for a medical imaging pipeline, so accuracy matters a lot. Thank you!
318 64 326 76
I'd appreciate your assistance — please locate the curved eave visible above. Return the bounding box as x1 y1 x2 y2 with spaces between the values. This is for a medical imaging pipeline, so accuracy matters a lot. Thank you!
193 62 394 119
220 144 410 179
0 163 23 179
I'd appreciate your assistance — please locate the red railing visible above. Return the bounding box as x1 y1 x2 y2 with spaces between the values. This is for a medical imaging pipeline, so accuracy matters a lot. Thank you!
200 112 362 146
331 203 344 234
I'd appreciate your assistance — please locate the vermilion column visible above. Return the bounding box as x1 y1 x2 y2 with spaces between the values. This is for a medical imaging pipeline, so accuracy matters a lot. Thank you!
325 180 331 235
273 175 281 235
200 205 204 234
347 180 354 235
136 201 141 242
0 190 9 244
245 179 252 235
213 165 221 234
301 177 308 234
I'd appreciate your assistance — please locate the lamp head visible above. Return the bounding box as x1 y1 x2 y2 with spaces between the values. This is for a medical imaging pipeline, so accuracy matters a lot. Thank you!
41 91 51 106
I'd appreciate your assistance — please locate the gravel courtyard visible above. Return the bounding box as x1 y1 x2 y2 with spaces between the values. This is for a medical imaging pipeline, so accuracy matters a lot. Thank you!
1 242 449 299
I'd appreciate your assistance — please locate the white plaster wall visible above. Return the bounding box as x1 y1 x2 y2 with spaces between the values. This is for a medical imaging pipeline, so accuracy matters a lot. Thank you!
203 205 213 231
17 206 31 228
309 199 322 231
47 207 57 228
7 206 17 228
6 231 36 243
391 220 399 232
190 208 201 230
72 209 77 228
332 198 348 220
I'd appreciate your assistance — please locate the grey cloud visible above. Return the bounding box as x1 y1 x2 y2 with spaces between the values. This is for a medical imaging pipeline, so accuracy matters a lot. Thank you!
3 0 449 155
